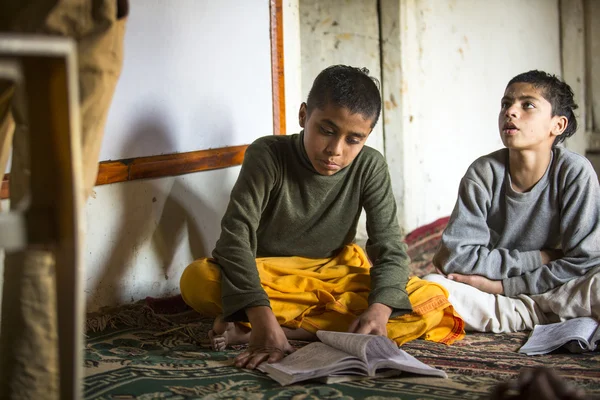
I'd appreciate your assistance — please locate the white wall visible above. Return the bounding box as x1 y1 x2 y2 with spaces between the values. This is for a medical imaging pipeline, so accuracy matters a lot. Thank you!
583 0 600 176
85 168 240 311
85 0 273 311
382 0 561 232
298 0 384 154
588 0 600 134
283 0 303 133
101 0 273 160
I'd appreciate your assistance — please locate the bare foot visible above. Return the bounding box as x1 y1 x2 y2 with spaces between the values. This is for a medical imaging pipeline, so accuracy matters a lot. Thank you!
209 316 251 351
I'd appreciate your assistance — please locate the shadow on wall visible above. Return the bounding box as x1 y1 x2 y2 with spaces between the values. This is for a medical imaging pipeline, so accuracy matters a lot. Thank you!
151 178 217 275
86 108 234 311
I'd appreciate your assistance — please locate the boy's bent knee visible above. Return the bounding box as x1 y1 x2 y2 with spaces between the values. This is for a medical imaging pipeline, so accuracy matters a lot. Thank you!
180 258 223 317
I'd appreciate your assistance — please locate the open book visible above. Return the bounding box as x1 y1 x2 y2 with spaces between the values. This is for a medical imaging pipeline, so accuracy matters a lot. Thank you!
519 317 600 355
257 330 447 386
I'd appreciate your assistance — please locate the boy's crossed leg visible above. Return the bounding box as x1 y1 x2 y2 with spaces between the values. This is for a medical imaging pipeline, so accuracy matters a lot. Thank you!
531 265 600 321
181 245 465 350
423 274 547 333
180 253 361 351
424 266 600 333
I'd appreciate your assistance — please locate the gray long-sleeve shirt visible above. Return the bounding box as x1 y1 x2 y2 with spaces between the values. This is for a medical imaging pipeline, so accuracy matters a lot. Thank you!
433 147 600 296
213 132 412 321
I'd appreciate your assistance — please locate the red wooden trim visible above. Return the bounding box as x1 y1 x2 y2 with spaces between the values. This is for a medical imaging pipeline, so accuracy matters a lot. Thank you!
128 145 247 181
97 145 248 185
1 174 8 200
94 160 129 186
270 0 286 135
0 145 248 199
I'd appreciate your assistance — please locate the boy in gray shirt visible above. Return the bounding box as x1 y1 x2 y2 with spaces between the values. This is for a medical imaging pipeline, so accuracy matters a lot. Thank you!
426 70 600 332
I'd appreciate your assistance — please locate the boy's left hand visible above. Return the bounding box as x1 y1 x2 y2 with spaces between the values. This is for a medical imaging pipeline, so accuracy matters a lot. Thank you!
448 273 504 294
347 303 391 336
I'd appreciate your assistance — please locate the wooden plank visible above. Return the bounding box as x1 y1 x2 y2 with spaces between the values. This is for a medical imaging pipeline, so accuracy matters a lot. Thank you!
93 160 129 185
128 145 247 181
96 145 248 185
24 52 84 400
0 35 84 400
270 0 286 135
1 173 7 199
1 145 248 198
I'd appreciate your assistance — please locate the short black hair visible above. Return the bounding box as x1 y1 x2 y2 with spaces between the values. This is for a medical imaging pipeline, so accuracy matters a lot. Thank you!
507 70 578 145
306 65 381 128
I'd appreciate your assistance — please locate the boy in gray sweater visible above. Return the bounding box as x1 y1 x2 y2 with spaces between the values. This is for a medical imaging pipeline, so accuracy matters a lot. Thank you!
426 70 600 332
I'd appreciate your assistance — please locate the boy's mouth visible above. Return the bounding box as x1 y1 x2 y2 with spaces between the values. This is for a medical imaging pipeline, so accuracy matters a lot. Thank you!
502 121 518 134
320 159 340 170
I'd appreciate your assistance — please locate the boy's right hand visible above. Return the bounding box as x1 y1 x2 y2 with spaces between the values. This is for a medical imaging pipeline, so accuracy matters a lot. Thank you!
540 249 564 265
234 306 294 370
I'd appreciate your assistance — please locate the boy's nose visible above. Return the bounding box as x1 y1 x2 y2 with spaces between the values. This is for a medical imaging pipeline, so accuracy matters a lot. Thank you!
505 104 518 118
325 138 343 155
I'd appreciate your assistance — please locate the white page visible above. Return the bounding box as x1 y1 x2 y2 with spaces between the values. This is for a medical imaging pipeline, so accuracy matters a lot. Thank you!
316 331 378 362
318 370 403 384
590 323 600 350
257 342 360 375
364 335 402 360
317 331 446 378
519 317 599 355
371 352 447 378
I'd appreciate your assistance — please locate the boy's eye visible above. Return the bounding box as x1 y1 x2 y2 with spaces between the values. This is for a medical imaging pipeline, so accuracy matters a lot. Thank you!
319 126 334 135
346 137 361 145
500 102 510 109
523 102 535 109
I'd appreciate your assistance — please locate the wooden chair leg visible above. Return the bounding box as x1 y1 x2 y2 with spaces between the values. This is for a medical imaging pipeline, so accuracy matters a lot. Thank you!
0 35 84 400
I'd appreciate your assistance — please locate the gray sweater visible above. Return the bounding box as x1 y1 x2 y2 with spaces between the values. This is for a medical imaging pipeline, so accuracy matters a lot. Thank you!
213 132 411 321
434 147 600 296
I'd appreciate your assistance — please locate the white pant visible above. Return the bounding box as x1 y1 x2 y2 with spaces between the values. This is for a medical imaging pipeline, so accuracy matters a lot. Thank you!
423 266 600 333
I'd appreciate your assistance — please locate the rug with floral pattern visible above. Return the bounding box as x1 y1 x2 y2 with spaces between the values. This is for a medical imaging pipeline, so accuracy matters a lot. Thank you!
85 217 600 399
84 301 600 400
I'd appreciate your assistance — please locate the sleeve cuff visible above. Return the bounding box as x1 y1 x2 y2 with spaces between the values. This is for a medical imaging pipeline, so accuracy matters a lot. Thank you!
368 287 413 317
518 250 542 271
503 276 527 297
222 293 271 322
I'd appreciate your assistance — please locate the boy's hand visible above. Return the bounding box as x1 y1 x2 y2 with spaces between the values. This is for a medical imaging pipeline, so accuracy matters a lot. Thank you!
234 306 294 370
540 249 564 265
448 273 504 295
347 303 391 336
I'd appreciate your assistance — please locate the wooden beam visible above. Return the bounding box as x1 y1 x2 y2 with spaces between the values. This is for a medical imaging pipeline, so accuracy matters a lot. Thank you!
1 145 248 198
97 145 248 185
93 160 128 186
270 0 286 135
1 173 8 200
128 145 247 181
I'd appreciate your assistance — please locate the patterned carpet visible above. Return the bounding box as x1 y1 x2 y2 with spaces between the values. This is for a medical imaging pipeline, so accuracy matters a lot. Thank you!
84 298 600 400
84 218 600 399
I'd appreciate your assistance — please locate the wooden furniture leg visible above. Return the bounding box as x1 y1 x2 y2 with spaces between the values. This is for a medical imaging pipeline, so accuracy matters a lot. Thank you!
0 35 84 400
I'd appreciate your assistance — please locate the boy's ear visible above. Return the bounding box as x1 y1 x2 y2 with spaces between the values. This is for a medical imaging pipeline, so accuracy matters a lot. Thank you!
551 115 568 137
298 102 307 128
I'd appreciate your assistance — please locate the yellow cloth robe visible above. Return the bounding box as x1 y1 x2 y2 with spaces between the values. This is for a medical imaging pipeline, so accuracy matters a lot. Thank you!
180 244 464 346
